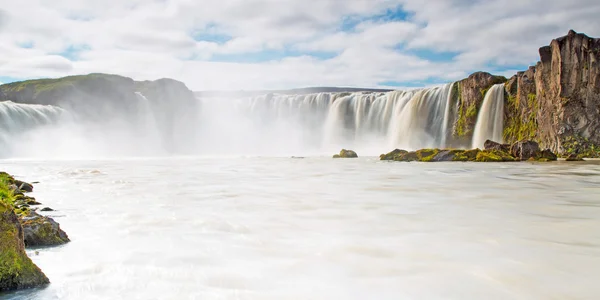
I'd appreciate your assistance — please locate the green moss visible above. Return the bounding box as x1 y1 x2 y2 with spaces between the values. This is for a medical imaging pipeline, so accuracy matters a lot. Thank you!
380 149 409 161
465 102 477 118
480 87 490 99
475 150 515 162
503 92 539 144
560 135 600 158
416 149 440 162
0 173 49 291
455 83 470 137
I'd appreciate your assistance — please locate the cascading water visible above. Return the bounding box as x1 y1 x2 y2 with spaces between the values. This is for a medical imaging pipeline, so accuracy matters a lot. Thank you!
1 82 507 157
197 83 458 155
0 101 67 149
472 84 505 149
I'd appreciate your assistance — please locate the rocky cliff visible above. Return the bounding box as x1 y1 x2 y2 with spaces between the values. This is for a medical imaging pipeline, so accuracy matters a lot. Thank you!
504 30 600 156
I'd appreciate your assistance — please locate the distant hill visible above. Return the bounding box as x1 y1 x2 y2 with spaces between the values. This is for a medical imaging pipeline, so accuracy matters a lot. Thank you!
195 87 395 97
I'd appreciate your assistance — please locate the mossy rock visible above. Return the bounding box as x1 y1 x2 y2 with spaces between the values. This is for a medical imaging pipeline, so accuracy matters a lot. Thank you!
21 211 70 247
334 149 358 158
475 150 516 162
0 204 49 292
380 149 408 160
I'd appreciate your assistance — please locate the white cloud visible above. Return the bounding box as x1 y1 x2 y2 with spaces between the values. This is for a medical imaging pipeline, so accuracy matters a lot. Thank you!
0 0 599 90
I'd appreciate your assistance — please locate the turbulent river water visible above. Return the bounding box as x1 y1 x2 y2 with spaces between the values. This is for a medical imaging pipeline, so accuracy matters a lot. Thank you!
1 157 600 299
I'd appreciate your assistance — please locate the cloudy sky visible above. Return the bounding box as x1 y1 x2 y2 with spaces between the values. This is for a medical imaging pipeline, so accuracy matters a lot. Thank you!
0 0 599 91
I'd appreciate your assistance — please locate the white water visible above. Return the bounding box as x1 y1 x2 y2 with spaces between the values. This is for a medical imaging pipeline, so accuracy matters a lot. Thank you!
472 84 505 149
2 157 600 299
2 84 506 158
197 84 456 155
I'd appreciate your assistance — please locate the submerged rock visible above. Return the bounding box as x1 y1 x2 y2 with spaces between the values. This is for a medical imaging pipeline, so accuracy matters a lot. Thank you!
0 204 49 292
334 149 358 158
21 211 70 247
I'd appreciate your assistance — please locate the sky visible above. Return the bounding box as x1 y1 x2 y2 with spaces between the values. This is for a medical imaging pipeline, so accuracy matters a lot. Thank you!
0 0 599 91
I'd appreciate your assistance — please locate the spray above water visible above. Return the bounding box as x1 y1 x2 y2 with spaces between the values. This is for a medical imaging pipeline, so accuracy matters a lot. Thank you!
0 82 507 157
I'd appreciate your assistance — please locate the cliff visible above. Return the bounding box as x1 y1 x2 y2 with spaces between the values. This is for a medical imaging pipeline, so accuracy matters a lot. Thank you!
504 30 600 156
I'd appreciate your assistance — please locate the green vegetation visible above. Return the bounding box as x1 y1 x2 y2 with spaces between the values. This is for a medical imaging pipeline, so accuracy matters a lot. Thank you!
455 83 470 137
561 135 600 158
0 73 130 98
475 150 516 162
380 148 522 162
0 173 49 292
503 92 539 144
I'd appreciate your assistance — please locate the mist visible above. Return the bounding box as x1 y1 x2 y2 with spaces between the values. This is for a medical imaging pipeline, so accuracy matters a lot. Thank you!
0 80 508 159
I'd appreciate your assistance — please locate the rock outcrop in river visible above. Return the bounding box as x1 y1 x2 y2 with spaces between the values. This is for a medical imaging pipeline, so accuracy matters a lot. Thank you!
0 172 69 292
381 140 558 162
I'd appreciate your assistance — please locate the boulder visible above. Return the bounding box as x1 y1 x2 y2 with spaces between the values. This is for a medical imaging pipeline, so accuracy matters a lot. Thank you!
0 204 49 292
334 149 358 158
380 149 408 160
14 180 33 193
510 140 541 161
20 211 70 247
483 140 510 152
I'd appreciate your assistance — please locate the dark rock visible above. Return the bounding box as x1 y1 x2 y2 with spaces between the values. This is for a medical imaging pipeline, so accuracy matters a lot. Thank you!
15 180 33 193
0 205 49 291
432 150 459 162
510 140 541 161
40 207 54 212
20 211 70 247
539 149 558 161
484 140 510 152
334 149 358 158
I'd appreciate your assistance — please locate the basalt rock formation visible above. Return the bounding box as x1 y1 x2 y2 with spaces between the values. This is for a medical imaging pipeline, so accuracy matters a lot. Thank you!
503 30 600 157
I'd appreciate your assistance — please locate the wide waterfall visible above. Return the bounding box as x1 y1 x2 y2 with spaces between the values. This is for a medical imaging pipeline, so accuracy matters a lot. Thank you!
0 101 67 151
197 83 457 155
472 84 505 149
1 83 510 157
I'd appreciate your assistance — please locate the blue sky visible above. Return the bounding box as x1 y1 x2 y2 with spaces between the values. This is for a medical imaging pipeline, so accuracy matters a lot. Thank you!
0 0 599 90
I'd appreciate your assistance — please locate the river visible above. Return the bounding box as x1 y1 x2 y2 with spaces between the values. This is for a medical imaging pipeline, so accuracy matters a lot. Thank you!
1 157 600 299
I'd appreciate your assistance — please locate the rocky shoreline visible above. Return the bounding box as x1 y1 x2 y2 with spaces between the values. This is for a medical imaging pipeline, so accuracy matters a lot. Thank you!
379 139 557 162
0 172 69 292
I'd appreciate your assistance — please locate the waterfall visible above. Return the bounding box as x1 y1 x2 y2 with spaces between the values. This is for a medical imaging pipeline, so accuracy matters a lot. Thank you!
0 100 66 134
388 83 454 150
197 83 459 155
472 84 505 149
0 101 67 153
